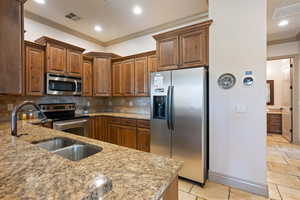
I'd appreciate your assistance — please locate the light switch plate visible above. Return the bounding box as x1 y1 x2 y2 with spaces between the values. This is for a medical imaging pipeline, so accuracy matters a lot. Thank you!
236 105 247 113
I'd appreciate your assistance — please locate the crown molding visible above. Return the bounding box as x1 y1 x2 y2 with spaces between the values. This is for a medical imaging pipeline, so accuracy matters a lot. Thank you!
24 11 208 47
24 11 105 47
267 36 299 46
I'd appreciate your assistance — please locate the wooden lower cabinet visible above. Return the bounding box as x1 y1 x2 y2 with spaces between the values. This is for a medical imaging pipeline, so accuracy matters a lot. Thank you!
162 176 178 200
137 128 150 152
118 125 137 149
89 117 150 151
267 113 282 134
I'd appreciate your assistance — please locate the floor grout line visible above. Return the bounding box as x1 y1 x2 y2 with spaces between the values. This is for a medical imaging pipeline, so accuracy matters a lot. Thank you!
275 184 283 200
227 187 231 200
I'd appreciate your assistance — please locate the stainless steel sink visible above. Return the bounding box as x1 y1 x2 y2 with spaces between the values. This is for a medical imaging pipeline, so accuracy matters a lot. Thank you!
53 144 102 161
32 137 78 151
32 137 102 161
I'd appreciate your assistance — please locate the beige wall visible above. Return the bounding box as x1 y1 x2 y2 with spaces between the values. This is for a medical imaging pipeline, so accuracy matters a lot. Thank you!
24 18 104 52
105 19 208 56
208 0 267 195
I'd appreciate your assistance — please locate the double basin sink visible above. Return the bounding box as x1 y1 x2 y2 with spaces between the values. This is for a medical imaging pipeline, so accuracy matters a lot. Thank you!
32 137 112 197
32 137 102 161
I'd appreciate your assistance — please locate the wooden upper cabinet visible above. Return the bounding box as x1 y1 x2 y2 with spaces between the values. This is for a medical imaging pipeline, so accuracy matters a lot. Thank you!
157 36 179 71
0 0 24 95
112 62 122 96
46 43 67 74
93 57 112 96
121 59 135 96
35 37 85 76
135 57 148 96
82 57 93 97
180 30 208 68
67 49 82 76
25 42 45 96
148 55 157 74
153 20 212 71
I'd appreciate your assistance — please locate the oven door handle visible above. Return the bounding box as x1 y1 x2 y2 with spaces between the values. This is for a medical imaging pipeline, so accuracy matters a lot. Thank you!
53 119 88 130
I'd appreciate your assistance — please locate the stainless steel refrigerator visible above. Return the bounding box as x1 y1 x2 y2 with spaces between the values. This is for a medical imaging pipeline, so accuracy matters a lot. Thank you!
150 67 207 184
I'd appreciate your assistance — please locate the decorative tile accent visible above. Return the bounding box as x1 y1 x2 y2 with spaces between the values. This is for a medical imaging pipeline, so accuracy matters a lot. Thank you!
0 96 150 122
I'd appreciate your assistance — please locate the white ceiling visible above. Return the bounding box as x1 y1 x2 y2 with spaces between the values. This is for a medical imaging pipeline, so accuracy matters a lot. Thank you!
24 0 208 43
24 0 300 44
268 0 300 41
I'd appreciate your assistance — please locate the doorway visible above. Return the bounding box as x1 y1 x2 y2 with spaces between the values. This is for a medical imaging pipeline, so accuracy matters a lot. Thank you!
266 58 293 142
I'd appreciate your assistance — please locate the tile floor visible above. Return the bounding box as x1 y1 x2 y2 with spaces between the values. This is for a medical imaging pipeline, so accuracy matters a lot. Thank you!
178 134 300 200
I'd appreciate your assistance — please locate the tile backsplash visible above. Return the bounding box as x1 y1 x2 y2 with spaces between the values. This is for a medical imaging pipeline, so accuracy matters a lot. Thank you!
0 96 150 122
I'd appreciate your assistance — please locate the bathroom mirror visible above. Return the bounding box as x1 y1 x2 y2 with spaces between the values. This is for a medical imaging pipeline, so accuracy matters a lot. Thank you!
267 80 274 105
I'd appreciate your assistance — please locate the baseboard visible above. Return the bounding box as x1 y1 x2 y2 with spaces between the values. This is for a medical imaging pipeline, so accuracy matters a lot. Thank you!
208 171 268 197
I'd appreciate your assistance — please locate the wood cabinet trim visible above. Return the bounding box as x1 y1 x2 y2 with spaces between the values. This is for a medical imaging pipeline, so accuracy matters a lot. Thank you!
35 36 85 52
112 50 156 63
153 20 213 40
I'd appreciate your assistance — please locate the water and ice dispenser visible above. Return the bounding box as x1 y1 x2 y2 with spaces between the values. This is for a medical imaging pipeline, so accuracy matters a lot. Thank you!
153 96 167 119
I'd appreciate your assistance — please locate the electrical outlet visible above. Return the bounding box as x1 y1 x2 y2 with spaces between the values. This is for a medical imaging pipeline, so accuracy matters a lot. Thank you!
7 104 14 111
129 101 133 107
108 101 112 106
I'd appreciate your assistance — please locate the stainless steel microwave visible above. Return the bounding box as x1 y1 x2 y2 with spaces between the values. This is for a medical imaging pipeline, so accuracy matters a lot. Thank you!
46 73 82 96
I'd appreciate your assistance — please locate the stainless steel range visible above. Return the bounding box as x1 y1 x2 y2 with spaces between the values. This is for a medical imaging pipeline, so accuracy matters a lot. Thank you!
39 103 89 137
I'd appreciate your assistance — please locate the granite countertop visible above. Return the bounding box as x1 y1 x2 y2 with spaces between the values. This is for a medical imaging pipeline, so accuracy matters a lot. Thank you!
86 112 151 120
0 121 182 200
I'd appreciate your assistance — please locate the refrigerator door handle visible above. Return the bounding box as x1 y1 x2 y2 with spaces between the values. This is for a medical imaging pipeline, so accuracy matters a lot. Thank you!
170 86 175 130
167 86 172 130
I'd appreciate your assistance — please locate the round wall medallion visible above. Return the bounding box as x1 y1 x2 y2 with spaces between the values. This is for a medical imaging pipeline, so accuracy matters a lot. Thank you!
218 73 236 89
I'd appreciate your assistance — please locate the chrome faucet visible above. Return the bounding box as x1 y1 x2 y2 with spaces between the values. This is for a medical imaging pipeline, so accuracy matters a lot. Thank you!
11 101 47 137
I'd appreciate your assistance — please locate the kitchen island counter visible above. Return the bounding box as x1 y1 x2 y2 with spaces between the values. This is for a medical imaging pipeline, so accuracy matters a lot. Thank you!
0 121 182 200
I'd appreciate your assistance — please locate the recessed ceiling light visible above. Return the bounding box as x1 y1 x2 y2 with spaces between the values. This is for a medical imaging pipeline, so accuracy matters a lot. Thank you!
34 0 46 4
133 6 143 15
278 20 289 27
94 25 102 32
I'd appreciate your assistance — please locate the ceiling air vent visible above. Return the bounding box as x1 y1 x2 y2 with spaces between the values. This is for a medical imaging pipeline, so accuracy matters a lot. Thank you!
273 2 300 19
65 13 81 21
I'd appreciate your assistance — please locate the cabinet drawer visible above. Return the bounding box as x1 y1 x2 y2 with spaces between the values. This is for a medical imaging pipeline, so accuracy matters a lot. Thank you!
120 118 137 127
137 120 150 129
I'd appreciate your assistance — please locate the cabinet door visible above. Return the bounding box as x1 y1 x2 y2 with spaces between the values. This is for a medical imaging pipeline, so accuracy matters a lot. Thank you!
118 125 137 149
0 0 24 95
121 59 135 96
82 59 93 96
112 62 122 96
46 43 67 74
137 128 150 152
135 57 149 96
93 58 112 96
25 46 45 96
67 49 82 77
180 30 208 68
148 55 157 74
157 36 179 71
108 124 120 145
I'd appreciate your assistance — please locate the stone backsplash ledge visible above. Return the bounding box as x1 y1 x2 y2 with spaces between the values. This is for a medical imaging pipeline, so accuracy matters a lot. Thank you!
0 96 151 122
